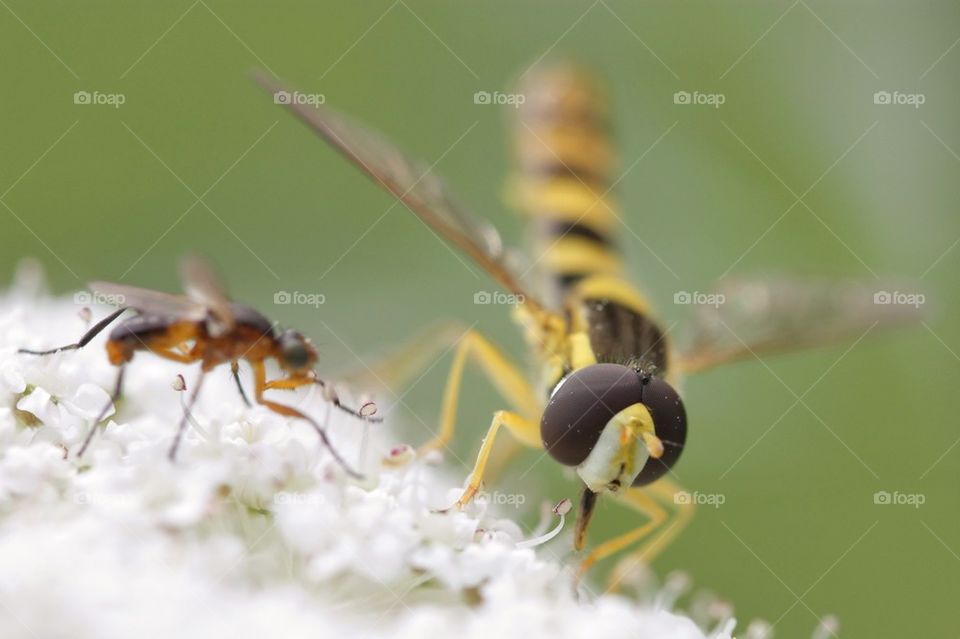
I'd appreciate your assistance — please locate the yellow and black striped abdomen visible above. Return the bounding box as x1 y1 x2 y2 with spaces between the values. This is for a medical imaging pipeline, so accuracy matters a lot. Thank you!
511 64 622 300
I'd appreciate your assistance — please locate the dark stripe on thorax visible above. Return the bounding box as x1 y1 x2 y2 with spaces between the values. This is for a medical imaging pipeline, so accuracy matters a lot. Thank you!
580 298 668 371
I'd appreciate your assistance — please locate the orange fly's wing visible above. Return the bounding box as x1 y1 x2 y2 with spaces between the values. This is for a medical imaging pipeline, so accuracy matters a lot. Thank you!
88 281 207 320
179 254 235 335
676 276 925 374
254 72 546 315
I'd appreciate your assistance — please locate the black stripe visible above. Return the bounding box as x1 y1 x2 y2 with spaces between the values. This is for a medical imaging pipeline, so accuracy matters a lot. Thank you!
556 272 589 289
543 219 614 247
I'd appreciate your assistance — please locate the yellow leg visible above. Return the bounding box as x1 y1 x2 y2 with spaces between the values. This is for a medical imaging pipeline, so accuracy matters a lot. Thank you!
578 488 667 579
337 321 541 459
576 478 695 583
420 330 540 457
340 320 473 393
605 478 696 591
455 410 541 508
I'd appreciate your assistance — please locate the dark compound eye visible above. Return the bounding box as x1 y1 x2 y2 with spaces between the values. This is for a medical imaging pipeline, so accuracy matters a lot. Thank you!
539 362 687 484
631 375 686 486
541 363 646 466
279 331 310 369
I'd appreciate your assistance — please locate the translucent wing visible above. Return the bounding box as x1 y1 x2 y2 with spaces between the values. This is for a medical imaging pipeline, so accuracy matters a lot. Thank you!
676 276 925 374
254 72 547 314
179 254 234 334
88 281 206 319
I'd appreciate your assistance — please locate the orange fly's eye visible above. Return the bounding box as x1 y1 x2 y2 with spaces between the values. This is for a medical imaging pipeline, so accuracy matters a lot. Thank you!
278 330 310 370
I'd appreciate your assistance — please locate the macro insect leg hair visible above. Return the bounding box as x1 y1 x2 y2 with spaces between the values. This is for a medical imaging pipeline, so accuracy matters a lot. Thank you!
76 364 126 458
18 307 127 355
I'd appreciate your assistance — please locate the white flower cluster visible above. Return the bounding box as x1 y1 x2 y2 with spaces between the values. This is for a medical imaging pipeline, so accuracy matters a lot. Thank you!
0 264 733 639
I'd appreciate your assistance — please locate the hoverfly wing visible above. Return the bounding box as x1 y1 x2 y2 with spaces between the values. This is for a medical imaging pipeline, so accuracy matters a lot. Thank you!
179 254 235 336
88 281 207 320
676 276 925 375
254 72 546 314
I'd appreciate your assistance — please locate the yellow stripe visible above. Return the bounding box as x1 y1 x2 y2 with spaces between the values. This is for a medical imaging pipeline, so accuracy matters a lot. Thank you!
572 275 651 315
516 126 613 177
510 178 618 234
542 236 621 275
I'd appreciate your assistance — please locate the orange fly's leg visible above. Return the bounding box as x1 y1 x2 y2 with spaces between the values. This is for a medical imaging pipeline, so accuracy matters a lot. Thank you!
76 365 126 458
250 361 362 478
263 375 314 391
231 361 252 407
264 372 380 422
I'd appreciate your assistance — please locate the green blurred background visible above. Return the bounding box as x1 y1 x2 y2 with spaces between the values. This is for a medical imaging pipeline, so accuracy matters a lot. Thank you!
1 1 957 635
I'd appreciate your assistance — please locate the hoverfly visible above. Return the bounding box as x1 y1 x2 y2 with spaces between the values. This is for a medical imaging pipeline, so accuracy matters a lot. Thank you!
19 255 379 476
257 65 920 578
